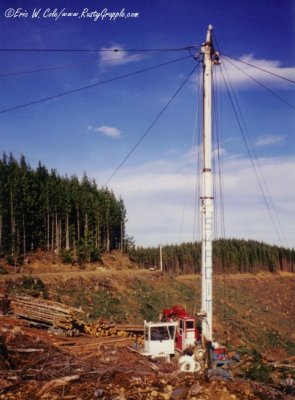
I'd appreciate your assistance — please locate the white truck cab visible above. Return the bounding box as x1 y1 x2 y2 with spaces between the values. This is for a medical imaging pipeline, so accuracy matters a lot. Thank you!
143 320 178 359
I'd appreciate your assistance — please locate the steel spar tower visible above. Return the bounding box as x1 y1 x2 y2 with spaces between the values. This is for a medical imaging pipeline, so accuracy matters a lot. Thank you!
200 25 220 342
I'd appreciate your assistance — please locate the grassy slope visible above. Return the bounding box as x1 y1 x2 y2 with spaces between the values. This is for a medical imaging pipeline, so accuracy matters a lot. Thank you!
178 273 295 360
1 251 295 363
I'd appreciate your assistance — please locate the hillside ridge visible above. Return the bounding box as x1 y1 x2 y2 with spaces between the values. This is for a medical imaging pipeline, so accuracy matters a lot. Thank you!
1 251 294 360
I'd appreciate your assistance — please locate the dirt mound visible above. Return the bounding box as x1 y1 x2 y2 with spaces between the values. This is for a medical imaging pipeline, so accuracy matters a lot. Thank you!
2 251 77 275
101 250 138 270
2 250 137 275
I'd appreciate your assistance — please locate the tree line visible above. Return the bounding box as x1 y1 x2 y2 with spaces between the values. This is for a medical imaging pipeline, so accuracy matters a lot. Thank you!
128 239 295 274
0 153 126 264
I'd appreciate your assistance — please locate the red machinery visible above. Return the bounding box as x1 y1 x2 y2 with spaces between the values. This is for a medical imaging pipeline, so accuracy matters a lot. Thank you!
162 305 230 370
162 305 200 352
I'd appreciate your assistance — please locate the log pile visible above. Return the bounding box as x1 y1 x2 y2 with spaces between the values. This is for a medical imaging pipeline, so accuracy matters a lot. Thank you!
11 295 85 331
84 321 144 344
11 295 144 342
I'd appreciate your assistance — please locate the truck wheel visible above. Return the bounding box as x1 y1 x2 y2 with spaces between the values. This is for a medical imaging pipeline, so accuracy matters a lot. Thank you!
179 355 195 372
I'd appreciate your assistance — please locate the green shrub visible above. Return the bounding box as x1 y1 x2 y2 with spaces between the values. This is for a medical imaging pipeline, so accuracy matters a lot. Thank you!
284 341 295 356
5 255 24 266
6 255 15 266
245 363 273 383
60 249 72 264
90 248 101 262
265 330 281 347
21 276 48 298
0 265 8 275
244 350 274 383
77 245 87 266
90 291 125 321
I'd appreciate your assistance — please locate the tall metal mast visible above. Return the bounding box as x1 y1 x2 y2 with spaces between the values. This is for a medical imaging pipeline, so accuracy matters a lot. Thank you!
200 25 220 342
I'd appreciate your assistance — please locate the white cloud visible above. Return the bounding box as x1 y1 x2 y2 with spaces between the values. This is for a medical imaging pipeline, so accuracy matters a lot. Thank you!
222 54 295 87
90 125 122 139
185 145 227 164
193 54 295 89
94 153 295 249
99 44 143 67
254 134 285 147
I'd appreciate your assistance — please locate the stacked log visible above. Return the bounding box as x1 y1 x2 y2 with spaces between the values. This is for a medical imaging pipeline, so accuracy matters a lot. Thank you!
115 324 143 333
11 295 144 343
11 295 85 331
84 321 144 344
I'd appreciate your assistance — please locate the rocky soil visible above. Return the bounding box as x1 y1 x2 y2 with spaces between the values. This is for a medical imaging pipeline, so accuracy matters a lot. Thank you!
0 318 291 400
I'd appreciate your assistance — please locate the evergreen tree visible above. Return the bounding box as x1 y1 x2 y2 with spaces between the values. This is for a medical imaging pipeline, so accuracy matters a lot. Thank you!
129 239 295 275
0 154 127 263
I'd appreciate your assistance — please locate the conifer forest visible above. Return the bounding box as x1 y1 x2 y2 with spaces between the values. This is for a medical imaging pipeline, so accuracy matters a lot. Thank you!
1 153 294 274
129 239 295 275
0 153 126 264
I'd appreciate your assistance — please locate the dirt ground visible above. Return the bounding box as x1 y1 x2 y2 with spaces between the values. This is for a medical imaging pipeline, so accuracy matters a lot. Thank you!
0 251 294 399
0 316 292 400
0 250 137 276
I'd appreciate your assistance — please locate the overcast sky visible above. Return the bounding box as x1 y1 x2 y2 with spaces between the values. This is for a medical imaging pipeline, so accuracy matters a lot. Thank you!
0 0 294 248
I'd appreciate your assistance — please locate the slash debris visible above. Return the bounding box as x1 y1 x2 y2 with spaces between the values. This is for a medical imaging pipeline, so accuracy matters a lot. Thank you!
0 315 290 400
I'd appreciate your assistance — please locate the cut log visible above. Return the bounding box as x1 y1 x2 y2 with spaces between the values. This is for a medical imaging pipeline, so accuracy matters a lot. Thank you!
37 374 80 397
11 295 85 332
7 348 44 353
